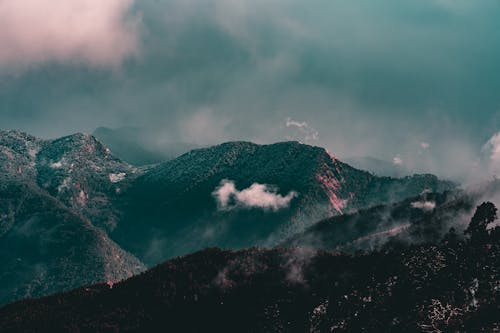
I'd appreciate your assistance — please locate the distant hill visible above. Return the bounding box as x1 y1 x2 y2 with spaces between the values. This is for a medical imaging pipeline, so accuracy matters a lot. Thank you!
93 127 199 166
285 179 500 253
283 190 473 251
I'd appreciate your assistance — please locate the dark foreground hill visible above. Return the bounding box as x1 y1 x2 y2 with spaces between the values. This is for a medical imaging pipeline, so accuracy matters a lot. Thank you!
1 213 499 332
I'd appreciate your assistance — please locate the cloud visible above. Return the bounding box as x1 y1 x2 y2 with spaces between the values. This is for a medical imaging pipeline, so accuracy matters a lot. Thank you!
213 179 298 212
285 118 319 143
393 156 404 166
482 132 500 175
0 0 140 71
421 142 430 150
1 0 499 188
284 247 316 284
179 108 232 144
411 201 436 211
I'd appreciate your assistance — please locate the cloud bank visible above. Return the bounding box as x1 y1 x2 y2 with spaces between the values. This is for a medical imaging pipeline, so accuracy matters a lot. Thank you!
483 132 500 176
213 179 298 212
0 0 140 70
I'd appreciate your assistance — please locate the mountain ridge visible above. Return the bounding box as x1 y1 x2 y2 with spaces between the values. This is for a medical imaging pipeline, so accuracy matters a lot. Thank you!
0 130 456 305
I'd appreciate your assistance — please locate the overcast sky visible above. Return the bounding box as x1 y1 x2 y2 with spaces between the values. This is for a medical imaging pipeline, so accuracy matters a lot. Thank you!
1 0 500 181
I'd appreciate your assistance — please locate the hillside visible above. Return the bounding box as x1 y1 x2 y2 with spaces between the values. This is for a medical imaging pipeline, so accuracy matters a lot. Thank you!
0 180 145 306
0 131 146 305
1 209 499 332
113 141 455 264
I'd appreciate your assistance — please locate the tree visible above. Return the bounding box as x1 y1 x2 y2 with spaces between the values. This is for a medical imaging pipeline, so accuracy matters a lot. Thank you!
464 202 497 241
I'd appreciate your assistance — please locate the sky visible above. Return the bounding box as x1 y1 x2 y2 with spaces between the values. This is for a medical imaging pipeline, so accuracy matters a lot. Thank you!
1 0 500 182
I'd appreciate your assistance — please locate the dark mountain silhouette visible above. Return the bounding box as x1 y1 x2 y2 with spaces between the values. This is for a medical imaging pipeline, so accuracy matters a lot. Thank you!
1 204 499 332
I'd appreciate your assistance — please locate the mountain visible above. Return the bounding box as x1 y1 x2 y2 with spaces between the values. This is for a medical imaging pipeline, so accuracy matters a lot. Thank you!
113 141 455 264
0 180 145 306
93 127 200 166
0 130 145 305
284 190 474 251
36 132 142 230
285 179 500 253
2 223 499 332
1 130 140 230
0 130 455 305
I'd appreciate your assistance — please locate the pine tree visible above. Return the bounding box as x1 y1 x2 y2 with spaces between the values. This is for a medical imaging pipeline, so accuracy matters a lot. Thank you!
464 202 497 242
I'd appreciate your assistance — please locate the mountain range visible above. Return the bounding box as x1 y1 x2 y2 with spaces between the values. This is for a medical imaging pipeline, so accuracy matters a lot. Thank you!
0 130 456 306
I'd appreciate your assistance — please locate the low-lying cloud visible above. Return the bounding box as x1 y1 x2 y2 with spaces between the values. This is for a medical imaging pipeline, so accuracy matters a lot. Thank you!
213 179 298 211
411 201 436 212
285 118 319 143
482 132 500 176
0 0 140 71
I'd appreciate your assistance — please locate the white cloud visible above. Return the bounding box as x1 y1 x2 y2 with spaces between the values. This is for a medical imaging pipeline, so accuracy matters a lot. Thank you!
285 118 319 143
213 179 298 211
482 132 500 175
0 0 140 71
420 142 430 150
180 108 232 143
392 156 403 166
411 200 436 211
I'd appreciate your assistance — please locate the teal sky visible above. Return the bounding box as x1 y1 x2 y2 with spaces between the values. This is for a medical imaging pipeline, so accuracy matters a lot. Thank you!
1 0 500 180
